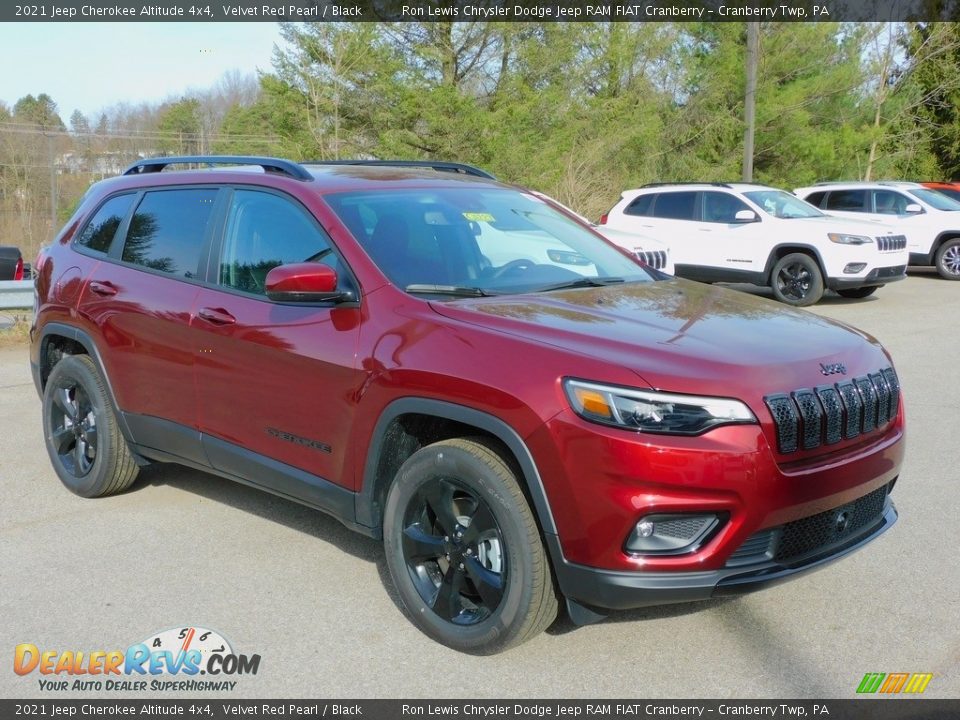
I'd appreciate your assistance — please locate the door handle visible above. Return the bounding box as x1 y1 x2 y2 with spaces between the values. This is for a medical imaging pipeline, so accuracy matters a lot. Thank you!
88 281 118 297
197 307 236 326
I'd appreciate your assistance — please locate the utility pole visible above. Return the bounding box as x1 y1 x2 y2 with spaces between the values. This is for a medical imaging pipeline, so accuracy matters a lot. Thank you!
44 131 57 236
743 23 759 182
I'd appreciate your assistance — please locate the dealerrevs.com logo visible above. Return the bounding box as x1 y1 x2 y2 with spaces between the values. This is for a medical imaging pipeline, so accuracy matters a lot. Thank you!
14 626 261 692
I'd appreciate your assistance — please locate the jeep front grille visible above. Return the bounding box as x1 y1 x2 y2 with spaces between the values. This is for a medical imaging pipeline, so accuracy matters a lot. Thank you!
876 235 907 252
763 367 899 454
635 250 668 270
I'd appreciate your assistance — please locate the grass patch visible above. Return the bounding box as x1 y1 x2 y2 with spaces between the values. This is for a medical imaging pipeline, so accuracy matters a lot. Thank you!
0 313 31 347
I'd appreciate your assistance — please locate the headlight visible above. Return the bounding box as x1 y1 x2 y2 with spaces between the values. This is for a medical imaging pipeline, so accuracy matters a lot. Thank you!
564 379 756 435
828 232 872 245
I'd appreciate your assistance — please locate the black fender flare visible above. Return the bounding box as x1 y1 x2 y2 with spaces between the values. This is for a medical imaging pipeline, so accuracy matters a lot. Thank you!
355 397 560 540
763 244 828 284
34 322 135 444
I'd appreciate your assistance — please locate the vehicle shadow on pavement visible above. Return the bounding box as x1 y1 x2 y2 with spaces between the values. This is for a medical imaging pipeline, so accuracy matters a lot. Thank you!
133 463 385 567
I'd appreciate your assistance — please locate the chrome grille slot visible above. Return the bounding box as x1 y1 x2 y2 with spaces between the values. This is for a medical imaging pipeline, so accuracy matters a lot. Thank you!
876 235 907 252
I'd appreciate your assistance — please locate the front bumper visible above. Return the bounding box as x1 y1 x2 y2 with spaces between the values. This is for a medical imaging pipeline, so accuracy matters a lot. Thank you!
551 499 897 611
826 265 906 290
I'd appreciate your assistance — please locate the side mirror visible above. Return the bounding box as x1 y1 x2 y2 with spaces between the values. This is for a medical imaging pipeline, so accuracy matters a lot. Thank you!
265 263 353 303
904 203 923 214
733 209 759 223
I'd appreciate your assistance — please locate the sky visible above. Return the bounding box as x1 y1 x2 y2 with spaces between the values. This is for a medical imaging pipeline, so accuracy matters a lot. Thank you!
0 23 282 120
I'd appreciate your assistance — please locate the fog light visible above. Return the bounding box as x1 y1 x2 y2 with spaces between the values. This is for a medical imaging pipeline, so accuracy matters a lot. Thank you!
624 513 723 556
843 263 867 274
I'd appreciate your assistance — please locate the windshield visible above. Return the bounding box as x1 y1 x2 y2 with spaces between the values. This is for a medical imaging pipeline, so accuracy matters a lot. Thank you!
744 190 824 219
908 188 960 211
324 188 654 295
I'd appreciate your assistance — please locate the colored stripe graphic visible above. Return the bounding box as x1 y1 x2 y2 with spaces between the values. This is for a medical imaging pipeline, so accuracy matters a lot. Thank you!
903 673 933 694
857 673 885 694
857 672 932 694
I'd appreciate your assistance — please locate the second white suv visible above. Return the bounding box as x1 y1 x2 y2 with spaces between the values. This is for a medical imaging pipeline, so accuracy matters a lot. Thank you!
795 181 960 280
600 182 908 306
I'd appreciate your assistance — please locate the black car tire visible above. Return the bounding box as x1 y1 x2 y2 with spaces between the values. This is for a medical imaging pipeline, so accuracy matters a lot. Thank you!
42 354 139 498
770 253 824 306
383 438 558 654
934 238 960 280
836 286 879 299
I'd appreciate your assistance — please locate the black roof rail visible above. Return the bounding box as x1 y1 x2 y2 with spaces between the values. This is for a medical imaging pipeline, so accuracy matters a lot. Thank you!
303 159 496 180
123 156 313 181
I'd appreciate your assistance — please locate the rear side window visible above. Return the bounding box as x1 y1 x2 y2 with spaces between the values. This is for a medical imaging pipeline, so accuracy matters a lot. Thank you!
825 190 867 211
623 194 654 217
76 195 134 254
803 191 827 207
121 189 218 279
219 190 337 295
652 192 697 220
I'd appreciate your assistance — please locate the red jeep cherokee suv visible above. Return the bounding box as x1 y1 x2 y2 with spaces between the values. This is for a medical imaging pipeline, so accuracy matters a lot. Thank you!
31 157 904 653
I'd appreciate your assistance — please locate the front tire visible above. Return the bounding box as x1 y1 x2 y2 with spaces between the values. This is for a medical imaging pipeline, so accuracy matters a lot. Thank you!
836 286 879 299
383 438 558 653
770 253 824 306
935 239 960 280
42 354 139 498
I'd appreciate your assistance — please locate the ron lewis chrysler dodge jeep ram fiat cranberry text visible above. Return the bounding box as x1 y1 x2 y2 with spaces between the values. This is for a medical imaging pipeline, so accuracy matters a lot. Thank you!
30 157 905 653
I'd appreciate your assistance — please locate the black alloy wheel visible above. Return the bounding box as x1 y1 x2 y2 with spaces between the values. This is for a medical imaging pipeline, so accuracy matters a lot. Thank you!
42 354 139 497
383 438 557 653
401 477 506 625
48 381 98 477
771 253 824 306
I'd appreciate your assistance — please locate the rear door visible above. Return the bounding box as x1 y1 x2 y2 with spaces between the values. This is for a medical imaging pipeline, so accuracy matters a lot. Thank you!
191 187 364 497
76 186 221 463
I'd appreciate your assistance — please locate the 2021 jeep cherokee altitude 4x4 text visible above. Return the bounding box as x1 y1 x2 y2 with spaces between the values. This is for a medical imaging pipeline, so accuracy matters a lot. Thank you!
31 156 905 653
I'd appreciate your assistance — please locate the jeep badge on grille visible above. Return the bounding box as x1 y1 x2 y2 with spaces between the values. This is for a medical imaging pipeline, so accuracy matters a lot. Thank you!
820 362 847 376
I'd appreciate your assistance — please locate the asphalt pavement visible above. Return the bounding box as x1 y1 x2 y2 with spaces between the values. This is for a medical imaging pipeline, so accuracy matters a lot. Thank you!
1 272 957 700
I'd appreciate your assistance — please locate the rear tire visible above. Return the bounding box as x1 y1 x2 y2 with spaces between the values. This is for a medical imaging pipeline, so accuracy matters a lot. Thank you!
383 438 558 654
42 354 139 498
935 239 960 280
836 286 879 299
770 253 824 306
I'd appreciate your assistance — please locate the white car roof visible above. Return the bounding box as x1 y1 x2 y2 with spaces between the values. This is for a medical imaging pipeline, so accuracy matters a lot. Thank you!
621 183 780 199
795 181 922 193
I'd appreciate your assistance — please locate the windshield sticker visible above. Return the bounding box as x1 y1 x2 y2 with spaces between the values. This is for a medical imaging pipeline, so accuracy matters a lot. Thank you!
463 212 495 222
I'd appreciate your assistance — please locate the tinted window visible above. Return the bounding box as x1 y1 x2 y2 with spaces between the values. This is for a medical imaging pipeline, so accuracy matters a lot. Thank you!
624 194 654 217
872 190 909 215
121 189 217 278
804 191 827 208
825 190 867 211
908 188 960 211
219 190 337 295
76 195 134 254
701 192 750 223
324 188 653 293
652 192 696 220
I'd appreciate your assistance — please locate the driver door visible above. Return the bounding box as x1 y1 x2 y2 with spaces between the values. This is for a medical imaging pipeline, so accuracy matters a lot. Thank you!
191 188 363 496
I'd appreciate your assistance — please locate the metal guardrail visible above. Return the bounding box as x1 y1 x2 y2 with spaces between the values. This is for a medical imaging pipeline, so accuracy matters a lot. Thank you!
0 280 34 310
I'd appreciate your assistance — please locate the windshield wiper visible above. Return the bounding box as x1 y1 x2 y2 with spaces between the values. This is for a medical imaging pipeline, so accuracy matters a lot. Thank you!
532 277 626 293
405 284 496 297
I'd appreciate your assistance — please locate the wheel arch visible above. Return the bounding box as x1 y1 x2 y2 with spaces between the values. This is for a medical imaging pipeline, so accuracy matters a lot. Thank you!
933 231 960 255
356 398 559 542
35 322 134 444
762 244 827 284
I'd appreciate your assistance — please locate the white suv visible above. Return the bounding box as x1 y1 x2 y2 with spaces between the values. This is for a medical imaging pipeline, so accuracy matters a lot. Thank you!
795 181 960 280
600 182 908 306
529 191 674 275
